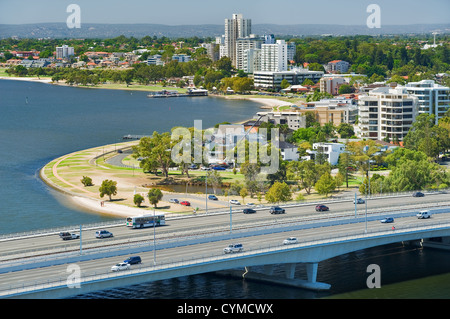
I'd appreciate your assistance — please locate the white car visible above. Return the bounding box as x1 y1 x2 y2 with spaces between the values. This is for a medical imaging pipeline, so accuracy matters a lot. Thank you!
229 199 241 205
417 211 432 219
95 230 113 238
111 262 131 272
223 243 244 254
283 237 298 245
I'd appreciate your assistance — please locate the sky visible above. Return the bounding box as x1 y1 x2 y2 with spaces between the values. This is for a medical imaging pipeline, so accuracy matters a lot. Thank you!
0 0 449 26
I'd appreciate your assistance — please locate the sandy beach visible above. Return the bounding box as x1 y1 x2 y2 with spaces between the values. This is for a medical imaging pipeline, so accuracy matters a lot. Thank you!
246 97 295 107
0 76 53 83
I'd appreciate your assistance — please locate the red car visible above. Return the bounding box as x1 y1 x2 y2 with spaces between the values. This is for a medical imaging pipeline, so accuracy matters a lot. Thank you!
180 201 191 206
315 204 329 212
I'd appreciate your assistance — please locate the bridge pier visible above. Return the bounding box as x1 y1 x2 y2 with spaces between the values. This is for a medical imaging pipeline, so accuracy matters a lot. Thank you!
421 236 450 250
285 263 296 279
216 262 330 291
306 263 318 283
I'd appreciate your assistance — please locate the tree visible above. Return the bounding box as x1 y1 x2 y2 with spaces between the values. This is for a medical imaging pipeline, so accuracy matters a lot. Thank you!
134 194 144 207
337 151 354 188
384 159 445 192
147 188 163 208
346 140 379 178
403 113 441 159
215 57 233 76
133 131 173 178
287 160 322 195
81 176 93 187
240 162 260 197
240 188 248 203
337 123 355 138
265 181 291 203
315 172 336 197
338 84 354 94
99 179 117 201
207 170 223 194
334 172 345 190
280 79 290 89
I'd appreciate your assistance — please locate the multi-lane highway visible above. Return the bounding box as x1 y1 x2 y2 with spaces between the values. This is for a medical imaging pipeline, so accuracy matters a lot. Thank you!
0 202 449 295
1 192 448 262
0 191 449 297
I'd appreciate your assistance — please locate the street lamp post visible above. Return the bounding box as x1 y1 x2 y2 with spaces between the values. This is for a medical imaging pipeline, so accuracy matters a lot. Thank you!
363 146 371 233
79 225 82 255
365 184 368 233
230 206 232 233
153 208 156 265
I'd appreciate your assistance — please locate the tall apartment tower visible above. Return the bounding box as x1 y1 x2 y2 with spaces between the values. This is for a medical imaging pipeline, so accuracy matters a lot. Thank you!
236 35 262 71
224 14 251 67
260 40 288 72
357 87 418 141
56 45 74 59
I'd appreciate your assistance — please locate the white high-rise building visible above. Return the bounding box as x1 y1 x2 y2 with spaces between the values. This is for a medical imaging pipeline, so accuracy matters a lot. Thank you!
357 87 418 141
56 45 74 59
287 42 296 62
260 40 288 72
399 80 450 125
224 14 251 67
236 36 262 71
242 48 261 74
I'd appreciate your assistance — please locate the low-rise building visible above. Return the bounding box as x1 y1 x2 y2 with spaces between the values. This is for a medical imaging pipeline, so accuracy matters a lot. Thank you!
255 111 306 130
147 54 164 66
305 97 358 125
204 124 265 164
20 59 50 68
172 54 191 63
279 141 299 161
253 68 323 90
304 142 346 165
320 77 347 95
326 60 350 74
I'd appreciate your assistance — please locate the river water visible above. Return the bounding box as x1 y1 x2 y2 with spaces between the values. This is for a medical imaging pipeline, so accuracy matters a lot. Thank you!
1 79 449 299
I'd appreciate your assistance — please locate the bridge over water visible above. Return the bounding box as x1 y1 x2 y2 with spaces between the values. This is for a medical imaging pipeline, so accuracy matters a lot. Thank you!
1 197 449 299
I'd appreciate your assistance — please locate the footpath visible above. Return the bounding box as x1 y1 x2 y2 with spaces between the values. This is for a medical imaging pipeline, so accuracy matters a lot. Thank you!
40 140 176 218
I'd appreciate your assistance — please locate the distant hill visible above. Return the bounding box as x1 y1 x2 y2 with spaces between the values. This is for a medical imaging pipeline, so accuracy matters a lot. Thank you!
0 22 449 39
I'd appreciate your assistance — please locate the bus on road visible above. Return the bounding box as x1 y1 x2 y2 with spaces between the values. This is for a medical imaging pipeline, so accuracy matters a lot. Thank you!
126 213 166 229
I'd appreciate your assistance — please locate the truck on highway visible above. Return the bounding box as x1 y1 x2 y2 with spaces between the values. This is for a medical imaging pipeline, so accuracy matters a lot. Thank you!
59 232 80 240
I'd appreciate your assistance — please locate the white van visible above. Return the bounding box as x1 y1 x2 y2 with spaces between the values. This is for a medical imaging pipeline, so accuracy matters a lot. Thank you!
416 211 431 219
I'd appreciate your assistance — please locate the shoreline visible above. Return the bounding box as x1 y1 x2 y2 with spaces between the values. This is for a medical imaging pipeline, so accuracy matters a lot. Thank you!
8 75 299 218
0 76 53 84
0 75 298 108
39 141 180 218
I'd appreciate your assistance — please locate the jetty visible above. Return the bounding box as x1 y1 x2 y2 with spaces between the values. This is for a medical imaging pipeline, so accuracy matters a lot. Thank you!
122 134 147 140
147 88 208 98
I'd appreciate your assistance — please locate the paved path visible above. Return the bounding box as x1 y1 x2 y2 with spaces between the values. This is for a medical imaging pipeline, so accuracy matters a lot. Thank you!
105 149 134 168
